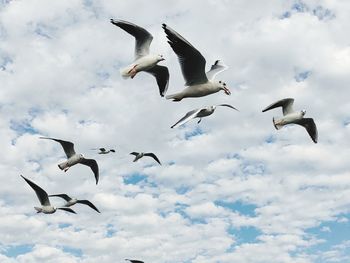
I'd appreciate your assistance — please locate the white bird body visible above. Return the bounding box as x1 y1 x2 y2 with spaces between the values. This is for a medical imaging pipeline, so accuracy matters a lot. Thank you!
111 19 169 96
273 111 304 129
58 154 84 171
65 198 78 207
262 98 318 143
120 55 164 79
171 104 238 128
130 152 161 165
166 81 224 101
34 206 56 214
132 152 144 162
49 194 100 213
21 175 76 215
162 24 230 101
40 137 100 184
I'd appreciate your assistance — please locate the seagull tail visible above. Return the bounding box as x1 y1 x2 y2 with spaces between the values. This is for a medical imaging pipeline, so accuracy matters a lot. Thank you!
165 93 183 101
273 117 283 130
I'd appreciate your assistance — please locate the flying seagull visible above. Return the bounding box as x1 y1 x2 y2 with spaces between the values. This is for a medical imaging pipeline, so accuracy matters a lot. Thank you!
130 152 161 165
262 98 318 143
92 148 116 154
171 104 238 128
125 260 144 263
21 175 76 214
110 19 169 97
49 194 100 213
162 24 230 101
40 137 100 184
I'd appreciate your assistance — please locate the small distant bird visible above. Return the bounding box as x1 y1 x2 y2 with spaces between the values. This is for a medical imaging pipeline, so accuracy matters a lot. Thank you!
110 19 169 97
262 98 318 143
49 194 100 213
125 259 144 263
162 24 231 101
92 148 116 154
171 104 238 128
21 175 76 214
40 137 100 184
130 152 161 165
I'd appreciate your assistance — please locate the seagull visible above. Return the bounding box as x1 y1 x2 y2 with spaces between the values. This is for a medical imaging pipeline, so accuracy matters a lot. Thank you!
125 260 144 263
130 152 161 165
40 137 100 184
21 175 76 214
262 98 318 143
92 148 116 154
49 194 100 213
110 19 169 97
162 24 231 101
171 104 238 128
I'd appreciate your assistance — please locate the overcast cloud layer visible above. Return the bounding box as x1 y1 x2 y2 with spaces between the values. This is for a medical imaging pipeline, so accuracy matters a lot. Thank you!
0 0 350 262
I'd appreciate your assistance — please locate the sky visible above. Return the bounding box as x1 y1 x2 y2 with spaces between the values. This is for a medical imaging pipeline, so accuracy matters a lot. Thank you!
0 0 350 262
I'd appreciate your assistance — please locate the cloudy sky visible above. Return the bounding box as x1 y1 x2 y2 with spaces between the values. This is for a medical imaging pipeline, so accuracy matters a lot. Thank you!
0 0 350 262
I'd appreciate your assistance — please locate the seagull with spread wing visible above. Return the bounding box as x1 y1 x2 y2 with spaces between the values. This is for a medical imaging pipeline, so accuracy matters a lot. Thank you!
40 137 100 184
162 23 231 101
21 175 76 214
110 19 169 97
262 98 318 143
171 104 238 128
92 148 115 154
49 194 100 213
130 152 161 165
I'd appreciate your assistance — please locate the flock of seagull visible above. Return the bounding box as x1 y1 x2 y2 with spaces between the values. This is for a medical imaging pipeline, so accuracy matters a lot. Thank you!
19 18 319 263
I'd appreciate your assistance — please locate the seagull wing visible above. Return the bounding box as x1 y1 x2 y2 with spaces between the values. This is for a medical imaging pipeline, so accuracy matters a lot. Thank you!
145 65 170 97
99 148 106 152
21 175 50 206
80 158 99 185
162 24 208 86
57 207 76 214
77 200 101 213
206 60 228 80
144 153 161 165
171 108 203 128
130 152 139 156
125 260 144 263
262 98 294 115
294 118 318 143
110 19 153 59
49 194 72 202
40 137 76 158
217 104 239 111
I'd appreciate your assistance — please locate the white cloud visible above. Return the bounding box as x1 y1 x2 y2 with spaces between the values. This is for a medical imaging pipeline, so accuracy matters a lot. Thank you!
0 0 350 262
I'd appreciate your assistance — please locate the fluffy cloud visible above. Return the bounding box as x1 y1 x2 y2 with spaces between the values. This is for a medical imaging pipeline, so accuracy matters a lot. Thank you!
0 0 349 262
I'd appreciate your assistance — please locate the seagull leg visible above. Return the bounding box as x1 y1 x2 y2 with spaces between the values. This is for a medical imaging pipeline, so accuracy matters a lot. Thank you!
128 65 138 79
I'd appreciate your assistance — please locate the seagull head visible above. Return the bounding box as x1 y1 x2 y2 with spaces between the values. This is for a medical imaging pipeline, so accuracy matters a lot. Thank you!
157 54 165 62
79 153 85 159
301 109 306 116
218 81 231 95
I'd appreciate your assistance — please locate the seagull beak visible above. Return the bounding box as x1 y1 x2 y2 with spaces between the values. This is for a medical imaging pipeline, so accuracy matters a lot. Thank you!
160 58 165 61
224 87 231 95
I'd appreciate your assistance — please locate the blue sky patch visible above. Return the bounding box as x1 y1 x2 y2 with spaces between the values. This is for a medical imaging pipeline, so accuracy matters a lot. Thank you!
62 246 83 257
215 200 257 217
295 70 311 82
3 244 34 257
123 173 147 185
228 226 261 246
184 126 204 140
